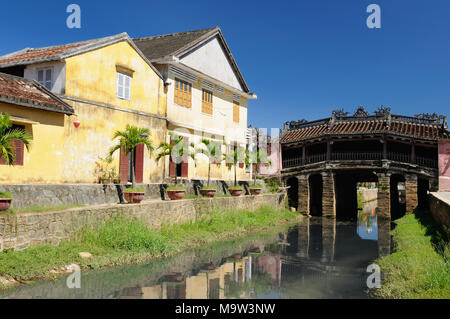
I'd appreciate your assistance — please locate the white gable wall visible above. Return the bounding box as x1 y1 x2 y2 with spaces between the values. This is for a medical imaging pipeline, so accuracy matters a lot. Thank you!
179 36 243 91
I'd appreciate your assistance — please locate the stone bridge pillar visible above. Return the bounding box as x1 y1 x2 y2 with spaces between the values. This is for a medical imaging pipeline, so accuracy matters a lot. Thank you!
297 218 310 259
321 171 336 217
297 174 309 214
405 174 418 214
377 173 391 219
321 217 336 263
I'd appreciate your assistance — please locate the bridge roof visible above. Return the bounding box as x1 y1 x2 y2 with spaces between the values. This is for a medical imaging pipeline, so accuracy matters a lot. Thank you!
281 108 450 145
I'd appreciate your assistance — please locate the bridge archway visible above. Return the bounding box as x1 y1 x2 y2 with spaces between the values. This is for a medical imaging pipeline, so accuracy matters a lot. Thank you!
286 177 299 210
390 174 406 219
309 174 323 216
418 178 430 209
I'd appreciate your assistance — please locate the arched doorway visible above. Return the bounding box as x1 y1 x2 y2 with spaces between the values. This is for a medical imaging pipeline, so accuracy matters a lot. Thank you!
309 174 323 216
286 177 299 210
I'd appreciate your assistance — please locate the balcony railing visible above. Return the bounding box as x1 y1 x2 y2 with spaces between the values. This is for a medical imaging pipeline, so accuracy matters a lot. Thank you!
282 151 438 169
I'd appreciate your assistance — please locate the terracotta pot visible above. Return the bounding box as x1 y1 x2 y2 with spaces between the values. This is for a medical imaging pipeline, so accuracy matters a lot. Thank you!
167 190 186 200
123 192 145 204
249 188 262 195
0 198 12 211
229 188 243 197
200 189 216 198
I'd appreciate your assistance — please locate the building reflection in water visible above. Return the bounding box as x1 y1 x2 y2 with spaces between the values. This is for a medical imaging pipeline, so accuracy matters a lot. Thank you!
119 210 391 299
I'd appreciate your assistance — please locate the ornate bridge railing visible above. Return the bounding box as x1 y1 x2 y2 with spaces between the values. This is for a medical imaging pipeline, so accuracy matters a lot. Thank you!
331 152 382 161
282 152 437 169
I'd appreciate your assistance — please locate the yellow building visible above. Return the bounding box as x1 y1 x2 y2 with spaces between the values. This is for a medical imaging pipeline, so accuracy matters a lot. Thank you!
135 27 257 182
0 33 167 184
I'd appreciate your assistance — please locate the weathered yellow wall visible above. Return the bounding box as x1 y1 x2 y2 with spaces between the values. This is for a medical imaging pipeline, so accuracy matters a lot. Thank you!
1 40 167 184
65 41 166 117
62 100 166 183
0 103 66 184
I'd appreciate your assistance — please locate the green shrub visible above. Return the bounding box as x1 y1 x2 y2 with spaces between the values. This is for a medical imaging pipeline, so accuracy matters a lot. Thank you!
123 187 145 193
264 178 280 193
167 186 186 191
0 191 12 198
249 184 262 189
201 186 217 190
228 186 243 190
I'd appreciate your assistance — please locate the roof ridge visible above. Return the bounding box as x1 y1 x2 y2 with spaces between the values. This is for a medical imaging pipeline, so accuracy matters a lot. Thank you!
134 26 219 42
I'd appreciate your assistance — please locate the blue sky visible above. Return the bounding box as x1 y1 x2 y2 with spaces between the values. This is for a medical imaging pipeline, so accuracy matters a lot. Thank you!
1 0 449 132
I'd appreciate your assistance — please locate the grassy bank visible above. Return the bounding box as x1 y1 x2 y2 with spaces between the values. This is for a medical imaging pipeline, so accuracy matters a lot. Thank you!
373 211 450 299
0 205 299 287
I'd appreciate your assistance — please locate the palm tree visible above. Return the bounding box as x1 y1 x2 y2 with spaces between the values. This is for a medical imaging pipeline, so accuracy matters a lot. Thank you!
156 133 193 185
246 149 271 185
0 113 31 164
192 138 222 187
223 145 246 187
109 125 154 189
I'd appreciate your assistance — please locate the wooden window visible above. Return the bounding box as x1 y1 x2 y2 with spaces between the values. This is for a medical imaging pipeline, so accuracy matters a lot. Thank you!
37 68 53 90
117 72 132 100
202 89 213 115
0 124 25 166
174 78 192 108
233 101 240 123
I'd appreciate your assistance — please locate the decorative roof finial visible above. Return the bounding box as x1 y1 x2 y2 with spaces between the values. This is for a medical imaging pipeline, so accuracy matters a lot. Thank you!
354 106 369 117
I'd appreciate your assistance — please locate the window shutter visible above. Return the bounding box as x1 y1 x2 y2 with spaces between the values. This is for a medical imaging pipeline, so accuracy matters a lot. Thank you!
135 144 144 183
181 137 189 178
233 101 240 123
169 137 176 177
119 148 130 184
13 140 24 166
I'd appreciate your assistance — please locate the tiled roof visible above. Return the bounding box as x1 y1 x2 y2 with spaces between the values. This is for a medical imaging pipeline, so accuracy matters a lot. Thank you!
0 72 74 115
0 41 92 66
280 117 450 144
134 27 217 61
0 33 132 68
134 27 251 93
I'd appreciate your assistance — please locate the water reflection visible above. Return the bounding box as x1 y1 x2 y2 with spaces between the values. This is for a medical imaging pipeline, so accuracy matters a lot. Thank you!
1 206 391 299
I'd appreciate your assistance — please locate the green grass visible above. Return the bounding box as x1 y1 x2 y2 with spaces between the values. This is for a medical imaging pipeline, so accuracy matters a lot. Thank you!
372 210 450 299
0 206 300 285
201 186 217 190
228 186 244 190
0 191 13 198
1 204 84 215
249 185 262 189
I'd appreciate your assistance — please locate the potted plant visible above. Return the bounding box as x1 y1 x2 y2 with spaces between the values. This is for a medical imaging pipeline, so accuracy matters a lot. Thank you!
156 133 193 200
223 145 246 196
245 149 271 195
166 186 187 200
0 191 13 211
228 185 244 197
122 187 146 204
109 125 154 204
192 138 222 198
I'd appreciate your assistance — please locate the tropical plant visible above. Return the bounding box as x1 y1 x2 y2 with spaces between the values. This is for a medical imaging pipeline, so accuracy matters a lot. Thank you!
223 145 246 186
109 125 154 189
0 113 31 165
156 133 193 185
245 149 271 186
192 138 222 187
94 156 119 184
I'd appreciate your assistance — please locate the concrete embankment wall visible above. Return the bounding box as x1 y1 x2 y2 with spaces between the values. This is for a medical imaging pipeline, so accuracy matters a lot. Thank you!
358 188 378 202
429 192 450 234
0 179 268 209
0 193 286 252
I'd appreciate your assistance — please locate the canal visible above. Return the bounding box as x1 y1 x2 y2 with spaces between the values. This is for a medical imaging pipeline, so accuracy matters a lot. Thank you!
0 203 391 299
